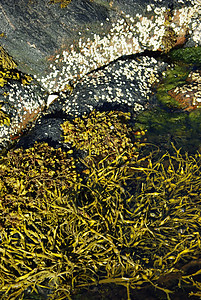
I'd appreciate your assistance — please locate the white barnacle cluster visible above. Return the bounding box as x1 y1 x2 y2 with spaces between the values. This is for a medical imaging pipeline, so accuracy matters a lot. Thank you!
0 122 10 147
36 2 201 94
37 16 143 93
170 70 201 108
0 82 46 145
188 71 201 105
190 0 201 46
134 5 167 50
176 1 201 45
37 7 169 93
61 56 165 117
174 5 199 31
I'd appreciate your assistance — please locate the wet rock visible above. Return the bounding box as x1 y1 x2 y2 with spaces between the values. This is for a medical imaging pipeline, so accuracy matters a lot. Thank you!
49 55 167 117
0 0 200 148
0 79 47 148
16 55 167 148
16 117 64 149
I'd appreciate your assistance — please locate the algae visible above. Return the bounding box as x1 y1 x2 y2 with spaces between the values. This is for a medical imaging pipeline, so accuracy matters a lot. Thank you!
48 0 72 8
0 105 10 126
161 26 177 54
170 46 201 65
48 0 93 8
142 53 201 153
133 105 201 154
156 63 190 109
1 110 201 300
0 46 17 70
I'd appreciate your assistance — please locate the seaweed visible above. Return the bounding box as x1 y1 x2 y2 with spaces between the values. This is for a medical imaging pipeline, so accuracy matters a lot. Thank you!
169 46 201 65
156 63 190 109
0 105 10 126
48 0 93 9
1 111 201 299
0 46 17 70
48 0 72 8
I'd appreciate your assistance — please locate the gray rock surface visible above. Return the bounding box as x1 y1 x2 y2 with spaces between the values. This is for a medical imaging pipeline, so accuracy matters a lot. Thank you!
17 55 167 149
0 0 200 148
0 0 200 92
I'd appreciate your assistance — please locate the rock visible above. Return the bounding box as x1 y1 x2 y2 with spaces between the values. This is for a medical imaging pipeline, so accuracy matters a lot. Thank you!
16 117 64 149
0 79 47 149
0 0 200 93
17 55 167 149
0 0 201 148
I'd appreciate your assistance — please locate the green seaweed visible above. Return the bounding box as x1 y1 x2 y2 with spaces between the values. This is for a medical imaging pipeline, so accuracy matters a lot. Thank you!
133 106 201 154
156 63 190 109
169 46 201 65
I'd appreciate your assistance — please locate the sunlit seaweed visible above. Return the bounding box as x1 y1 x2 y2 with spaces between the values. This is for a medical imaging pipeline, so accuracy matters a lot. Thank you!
61 110 142 168
48 0 72 8
48 0 93 9
1 111 201 299
0 105 10 126
0 46 17 70
0 45 32 87
160 9 177 54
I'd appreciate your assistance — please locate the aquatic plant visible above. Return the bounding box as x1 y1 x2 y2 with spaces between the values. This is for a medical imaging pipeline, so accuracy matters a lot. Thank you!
170 46 201 65
48 0 72 8
0 45 32 87
161 26 177 53
48 0 93 8
61 110 142 168
156 63 190 109
1 111 201 299
160 9 177 53
0 46 17 70
0 105 10 126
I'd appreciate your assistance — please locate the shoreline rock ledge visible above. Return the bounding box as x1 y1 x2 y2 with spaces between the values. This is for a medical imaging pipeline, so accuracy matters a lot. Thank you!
1 0 200 92
0 0 201 147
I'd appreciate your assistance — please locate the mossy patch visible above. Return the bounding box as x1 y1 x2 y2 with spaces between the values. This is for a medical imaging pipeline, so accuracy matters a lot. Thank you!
156 63 190 109
169 46 201 65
